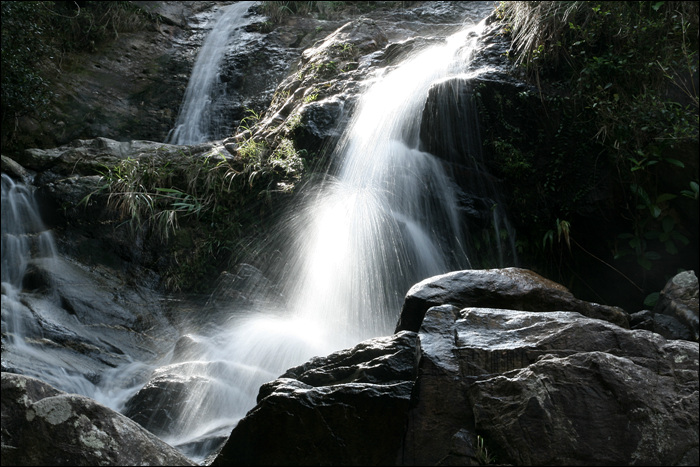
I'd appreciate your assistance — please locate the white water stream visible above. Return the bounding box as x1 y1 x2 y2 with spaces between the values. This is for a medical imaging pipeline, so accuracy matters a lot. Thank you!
1 173 161 411
1 173 58 345
1 7 513 466
156 15 503 463
167 1 258 145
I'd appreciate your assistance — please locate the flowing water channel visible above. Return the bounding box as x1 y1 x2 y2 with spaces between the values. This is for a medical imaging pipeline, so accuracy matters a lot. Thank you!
167 1 259 145
155 12 514 462
1 174 58 346
1 5 514 465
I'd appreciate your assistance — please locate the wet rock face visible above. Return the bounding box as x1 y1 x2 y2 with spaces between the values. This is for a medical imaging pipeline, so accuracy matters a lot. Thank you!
1 372 196 466
395 267 630 332
654 270 700 341
212 280 699 466
630 271 700 342
12 2 206 153
246 1 502 159
123 361 230 439
212 332 419 466
10 2 298 153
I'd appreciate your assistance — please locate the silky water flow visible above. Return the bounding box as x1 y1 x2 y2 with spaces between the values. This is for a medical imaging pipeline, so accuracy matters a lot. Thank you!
0 12 515 465
167 1 259 145
1 173 160 409
156 15 515 463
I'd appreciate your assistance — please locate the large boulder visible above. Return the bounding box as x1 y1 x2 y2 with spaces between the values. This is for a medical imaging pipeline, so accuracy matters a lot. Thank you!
213 270 698 466
212 331 419 466
121 358 260 459
654 270 699 341
395 267 630 332
1 372 195 466
422 306 699 466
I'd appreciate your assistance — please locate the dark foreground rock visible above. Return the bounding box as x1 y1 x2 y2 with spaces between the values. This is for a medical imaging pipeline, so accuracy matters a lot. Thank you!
654 270 699 341
212 332 418 466
1 372 195 466
213 270 699 466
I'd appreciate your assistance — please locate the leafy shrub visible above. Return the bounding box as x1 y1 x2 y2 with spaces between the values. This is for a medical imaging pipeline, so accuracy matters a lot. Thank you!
1 2 53 144
494 1 698 304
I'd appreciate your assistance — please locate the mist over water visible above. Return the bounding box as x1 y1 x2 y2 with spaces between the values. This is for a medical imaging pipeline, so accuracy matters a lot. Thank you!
152 18 505 463
1 9 515 465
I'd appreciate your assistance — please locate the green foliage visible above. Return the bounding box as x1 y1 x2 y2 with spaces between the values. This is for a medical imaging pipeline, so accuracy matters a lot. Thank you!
479 88 598 259
81 147 249 291
543 218 571 251
681 181 699 200
614 185 690 269
496 1 698 288
84 101 310 291
258 1 317 22
310 59 339 78
331 42 356 58
304 91 319 103
1 2 53 141
92 151 227 241
229 108 306 190
644 291 660 308
1 1 154 151
49 1 151 53
475 435 496 465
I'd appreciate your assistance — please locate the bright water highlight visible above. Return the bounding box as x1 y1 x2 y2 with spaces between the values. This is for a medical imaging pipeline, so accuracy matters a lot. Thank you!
2 10 514 465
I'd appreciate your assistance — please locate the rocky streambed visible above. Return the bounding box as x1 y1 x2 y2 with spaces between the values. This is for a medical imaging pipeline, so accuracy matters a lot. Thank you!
2 1 698 466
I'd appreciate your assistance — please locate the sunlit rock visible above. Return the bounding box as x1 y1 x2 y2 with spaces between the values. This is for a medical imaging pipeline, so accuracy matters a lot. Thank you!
213 299 698 466
395 267 630 332
212 332 419 466
1 372 196 466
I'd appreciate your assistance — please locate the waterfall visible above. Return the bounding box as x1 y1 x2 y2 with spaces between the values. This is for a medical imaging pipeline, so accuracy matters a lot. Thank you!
1 174 94 397
156 14 515 463
279 24 494 340
166 1 258 145
1 174 57 292
2 6 517 465
1 174 164 415
1 174 58 344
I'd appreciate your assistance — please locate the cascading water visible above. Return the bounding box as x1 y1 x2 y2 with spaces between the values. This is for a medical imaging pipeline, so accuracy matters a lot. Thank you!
279 25 493 340
150 13 515 463
1 173 159 408
166 1 258 145
1 173 58 341
2 6 516 465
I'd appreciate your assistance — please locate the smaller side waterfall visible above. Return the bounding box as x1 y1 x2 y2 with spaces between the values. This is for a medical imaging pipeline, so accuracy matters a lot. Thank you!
1 174 57 288
1 174 168 417
166 1 258 145
1 173 57 339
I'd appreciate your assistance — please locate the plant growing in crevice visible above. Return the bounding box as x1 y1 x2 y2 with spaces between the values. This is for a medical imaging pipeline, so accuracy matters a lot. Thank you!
304 91 319 103
475 434 496 465
89 151 228 241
